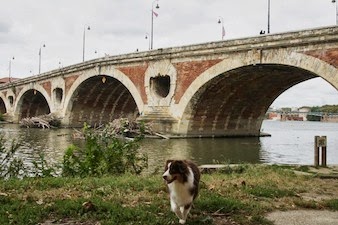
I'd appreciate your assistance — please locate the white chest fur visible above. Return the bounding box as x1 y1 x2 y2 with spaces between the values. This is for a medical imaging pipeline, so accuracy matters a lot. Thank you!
168 167 195 207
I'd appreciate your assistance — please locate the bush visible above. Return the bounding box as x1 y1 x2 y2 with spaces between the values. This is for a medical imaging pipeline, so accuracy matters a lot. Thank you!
62 123 148 177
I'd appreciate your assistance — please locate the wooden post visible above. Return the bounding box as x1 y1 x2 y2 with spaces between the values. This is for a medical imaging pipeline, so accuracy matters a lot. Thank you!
322 146 327 167
314 136 319 166
314 136 327 167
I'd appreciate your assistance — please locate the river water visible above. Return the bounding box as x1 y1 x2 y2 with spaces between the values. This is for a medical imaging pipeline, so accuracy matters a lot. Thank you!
0 120 337 172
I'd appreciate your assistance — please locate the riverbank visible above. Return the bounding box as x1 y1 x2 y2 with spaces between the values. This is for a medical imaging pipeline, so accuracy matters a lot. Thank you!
0 164 337 225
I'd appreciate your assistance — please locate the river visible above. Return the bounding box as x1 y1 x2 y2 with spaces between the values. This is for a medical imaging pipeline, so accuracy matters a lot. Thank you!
1 120 337 173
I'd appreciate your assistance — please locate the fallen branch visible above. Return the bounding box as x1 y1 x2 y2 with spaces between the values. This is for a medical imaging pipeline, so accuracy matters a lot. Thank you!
19 114 61 129
154 132 169 139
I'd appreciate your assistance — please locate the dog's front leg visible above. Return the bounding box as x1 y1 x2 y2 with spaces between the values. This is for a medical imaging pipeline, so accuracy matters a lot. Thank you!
180 204 192 224
171 201 184 222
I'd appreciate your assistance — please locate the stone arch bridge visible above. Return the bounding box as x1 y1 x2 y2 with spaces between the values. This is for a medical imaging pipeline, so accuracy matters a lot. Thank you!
1 26 337 137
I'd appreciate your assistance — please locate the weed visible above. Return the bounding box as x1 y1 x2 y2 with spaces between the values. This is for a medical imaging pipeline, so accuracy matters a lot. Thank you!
249 215 274 225
197 192 245 214
245 185 295 198
326 199 338 210
219 164 249 174
296 165 311 173
293 199 321 209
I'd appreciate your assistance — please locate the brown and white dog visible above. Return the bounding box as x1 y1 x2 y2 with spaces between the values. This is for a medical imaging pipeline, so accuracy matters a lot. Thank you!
162 160 201 224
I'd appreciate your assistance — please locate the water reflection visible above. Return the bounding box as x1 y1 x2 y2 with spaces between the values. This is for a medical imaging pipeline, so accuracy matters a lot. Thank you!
0 121 337 173
141 137 262 170
0 124 72 167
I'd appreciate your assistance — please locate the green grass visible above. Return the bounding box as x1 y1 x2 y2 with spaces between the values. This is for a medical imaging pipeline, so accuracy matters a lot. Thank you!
326 199 338 210
245 185 295 198
0 165 337 225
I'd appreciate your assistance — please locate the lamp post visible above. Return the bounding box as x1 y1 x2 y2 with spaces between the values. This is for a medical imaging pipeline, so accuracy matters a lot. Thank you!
150 0 159 50
267 0 271 34
8 56 14 82
217 17 225 40
38 44 46 74
83 25 91 62
333 0 338 25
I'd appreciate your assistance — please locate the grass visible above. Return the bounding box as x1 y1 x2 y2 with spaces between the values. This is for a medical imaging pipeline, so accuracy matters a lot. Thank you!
0 164 337 225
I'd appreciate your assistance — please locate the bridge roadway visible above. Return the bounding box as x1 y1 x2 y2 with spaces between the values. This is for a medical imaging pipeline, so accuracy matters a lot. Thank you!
0 26 337 137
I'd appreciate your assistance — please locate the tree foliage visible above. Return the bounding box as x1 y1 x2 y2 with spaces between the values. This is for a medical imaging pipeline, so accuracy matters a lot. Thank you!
310 105 338 113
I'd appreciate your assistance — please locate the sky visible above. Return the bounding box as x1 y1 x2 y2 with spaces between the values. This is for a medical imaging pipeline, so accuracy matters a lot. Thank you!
0 0 337 108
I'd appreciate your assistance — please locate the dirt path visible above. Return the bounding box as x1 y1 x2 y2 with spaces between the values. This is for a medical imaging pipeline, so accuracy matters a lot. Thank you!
266 210 338 225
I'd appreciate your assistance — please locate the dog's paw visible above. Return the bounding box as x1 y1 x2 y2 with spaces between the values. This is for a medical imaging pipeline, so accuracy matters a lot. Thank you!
179 219 186 224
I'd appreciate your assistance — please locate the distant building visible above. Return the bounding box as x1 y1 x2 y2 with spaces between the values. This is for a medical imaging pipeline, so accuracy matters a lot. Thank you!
298 106 311 121
322 114 338 123
266 106 311 121
0 77 20 84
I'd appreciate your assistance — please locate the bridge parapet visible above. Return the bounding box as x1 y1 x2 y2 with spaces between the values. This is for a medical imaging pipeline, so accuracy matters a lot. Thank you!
1 26 337 90
0 26 337 137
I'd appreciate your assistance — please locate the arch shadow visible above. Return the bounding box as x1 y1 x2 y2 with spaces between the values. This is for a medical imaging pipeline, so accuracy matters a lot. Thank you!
175 51 338 137
64 72 141 127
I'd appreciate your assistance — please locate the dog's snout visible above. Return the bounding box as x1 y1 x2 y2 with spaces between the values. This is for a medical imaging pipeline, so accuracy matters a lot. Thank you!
163 175 167 180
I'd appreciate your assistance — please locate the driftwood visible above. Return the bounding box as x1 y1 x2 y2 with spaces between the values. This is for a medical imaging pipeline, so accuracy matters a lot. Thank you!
72 118 169 139
108 118 153 137
154 132 169 139
20 114 61 129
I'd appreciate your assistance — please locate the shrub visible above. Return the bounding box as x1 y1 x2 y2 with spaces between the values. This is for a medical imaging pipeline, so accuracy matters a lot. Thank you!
62 123 148 177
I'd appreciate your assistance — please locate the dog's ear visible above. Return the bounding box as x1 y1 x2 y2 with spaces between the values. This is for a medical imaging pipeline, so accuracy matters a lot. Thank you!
165 160 173 171
177 160 187 174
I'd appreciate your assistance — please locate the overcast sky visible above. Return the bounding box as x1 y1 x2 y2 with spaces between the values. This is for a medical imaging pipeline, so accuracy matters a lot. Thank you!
0 0 337 108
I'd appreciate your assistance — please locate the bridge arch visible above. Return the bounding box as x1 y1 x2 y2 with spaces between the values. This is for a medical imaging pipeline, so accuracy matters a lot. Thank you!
0 92 7 114
63 66 143 127
14 84 52 121
175 50 337 137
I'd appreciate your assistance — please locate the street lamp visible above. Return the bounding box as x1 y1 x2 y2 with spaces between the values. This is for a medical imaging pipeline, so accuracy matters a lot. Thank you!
150 0 159 50
332 0 338 25
8 56 14 82
39 44 46 74
267 0 271 34
83 25 91 62
217 17 225 40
